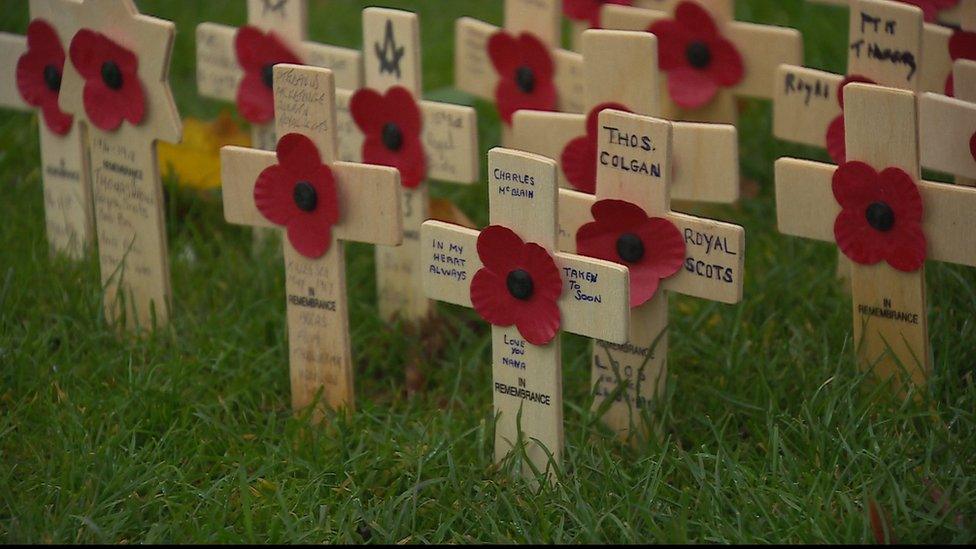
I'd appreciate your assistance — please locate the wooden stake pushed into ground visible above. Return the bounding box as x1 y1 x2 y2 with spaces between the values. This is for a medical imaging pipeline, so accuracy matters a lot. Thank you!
421 148 632 480
0 0 93 259
776 83 976 389
56 0 182 331
221 65 402 419
558 109 745 438
599 0 803 124
333 8 479 324
512 29 739 205
454 0 587 144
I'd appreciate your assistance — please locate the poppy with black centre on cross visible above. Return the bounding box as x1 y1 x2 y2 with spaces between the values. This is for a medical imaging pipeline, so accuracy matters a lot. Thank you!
486 30 557 126
349 86 427 188
233 26 302 124
68 28 145 131
16 19 73 135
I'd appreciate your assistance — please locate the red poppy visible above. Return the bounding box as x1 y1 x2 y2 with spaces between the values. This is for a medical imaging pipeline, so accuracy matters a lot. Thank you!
15 19 72 135
560 102 631 193
832 161 926 272
234 25 302 124
897 0 959 23
971 131 976 163
825 74 876 164
68 29 145 131
470 225 563 346
649 1 744 109
349 86 426 188
487 31 557 126
253 133 340 259
576 200 685 307
563 0 634 28
945 29 976 97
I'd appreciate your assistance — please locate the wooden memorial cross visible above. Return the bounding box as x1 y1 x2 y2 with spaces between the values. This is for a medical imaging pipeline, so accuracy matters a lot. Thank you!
512 29 740 207
336 8 480 323
454 0 587 144
56 0 182 331
920 60 976 186
776 84 976 389
557 109 745 437
221 64 402 417
196 0 363 151
599 0 803 124
0 0 93 259
810 0 969 26
421 148 632 479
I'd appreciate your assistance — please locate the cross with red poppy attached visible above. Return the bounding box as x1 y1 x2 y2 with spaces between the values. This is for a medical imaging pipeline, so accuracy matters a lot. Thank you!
421 148 632 481
336 8 480 324
196 0 363 152
920 60 976 186
55 0 182 332
221 64 402 419
810 0 968 26
512 29 739 206
599 0 803 124
563 0 636 50
558 109 745 438
776 83 976 389
0 0 93 260
454 0 587 145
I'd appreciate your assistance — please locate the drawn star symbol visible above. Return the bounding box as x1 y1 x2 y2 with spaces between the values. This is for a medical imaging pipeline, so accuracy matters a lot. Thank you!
375 19 405 79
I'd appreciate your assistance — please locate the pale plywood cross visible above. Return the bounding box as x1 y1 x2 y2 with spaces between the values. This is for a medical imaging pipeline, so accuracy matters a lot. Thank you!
809 0 970 38
421 148 631 480
196 0 363 153
454 0 587 144
329 8 479 324
221 64 402 419
776 83 976 389
0 0 93 259
557 109 744 438
920 60 976 185
56 0 182 331
512 29 740 207
599 0 803 124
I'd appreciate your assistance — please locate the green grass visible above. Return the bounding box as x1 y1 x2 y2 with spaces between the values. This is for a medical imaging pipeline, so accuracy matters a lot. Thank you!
2 0 975 543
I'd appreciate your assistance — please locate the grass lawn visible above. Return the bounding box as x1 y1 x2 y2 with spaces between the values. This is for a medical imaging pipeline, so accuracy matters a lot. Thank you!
2 0 975 543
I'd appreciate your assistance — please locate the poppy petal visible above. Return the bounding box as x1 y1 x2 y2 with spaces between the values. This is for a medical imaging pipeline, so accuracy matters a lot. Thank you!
675 1 720 38
471 268 519 326
825 115 847 164
949 29 976 62
884 223 926 272
253 164 295 226
879 167 923 224
591 198 650 230
83 81 124 130
705 36 744 86
666 66 719 109
514 297 561 346
835 208 885 266
832 161 879 210
41 102 73 135
385 86 423 136
628 266 663 308
286 209 334 259
649 19 692 71
522 243 563 301
561 134 597 193
237 72 275 124
487 31 521 77
519 33 555 80
477 225 525 273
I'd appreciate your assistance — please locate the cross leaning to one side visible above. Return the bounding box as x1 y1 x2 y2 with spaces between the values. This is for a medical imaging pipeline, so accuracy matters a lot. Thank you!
776 83 976 390
221 64 402 420
0 0 93 259
421 148 632 481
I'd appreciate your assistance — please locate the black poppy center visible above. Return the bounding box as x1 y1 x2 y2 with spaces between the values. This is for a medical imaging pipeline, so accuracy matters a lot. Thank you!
262 63 275 89
515 65 536 93
865 201 895 232
685 41 712 69
43 64 62 92
101 61 123 90
382 122 403 151
616 232 645 263
506 269 534 301
293 181 318 212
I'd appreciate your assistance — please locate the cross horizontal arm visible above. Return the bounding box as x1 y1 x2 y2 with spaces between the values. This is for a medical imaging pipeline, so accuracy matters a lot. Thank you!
553 252 630 343
419 100 479 184
772 65 843 148
919 93 976 179
420 220 479 308
0 33 28 110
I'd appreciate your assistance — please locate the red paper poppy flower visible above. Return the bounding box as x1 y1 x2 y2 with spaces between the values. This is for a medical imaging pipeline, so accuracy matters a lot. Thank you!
234 25 302 124
970 131 976 163
563 0 634 28
649 1 744 110
898 0 959 23
68 29 145 131
349 86 426 188
561 102 631 194
945 29 976 97
470 225 563 346
487 31 557 126
832 161 926 272
15 19 72 135
825 74 876 164
254 133 340 259
576 199 685 307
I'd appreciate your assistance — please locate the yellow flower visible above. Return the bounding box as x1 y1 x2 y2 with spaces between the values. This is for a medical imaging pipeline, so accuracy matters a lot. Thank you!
158 111 250 190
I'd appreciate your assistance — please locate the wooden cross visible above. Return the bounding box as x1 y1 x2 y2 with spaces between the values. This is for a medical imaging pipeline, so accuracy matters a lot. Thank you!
809 0 969 36
776 83 976 389
557 109 745 438
56 0 182 331
330 8 480 324
221 64 402 418
599 0 803 124
196 0 363 152
0 0 93 259
512 29 740 208
421 148 632 480
920 60 976 186
454 0 587 144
